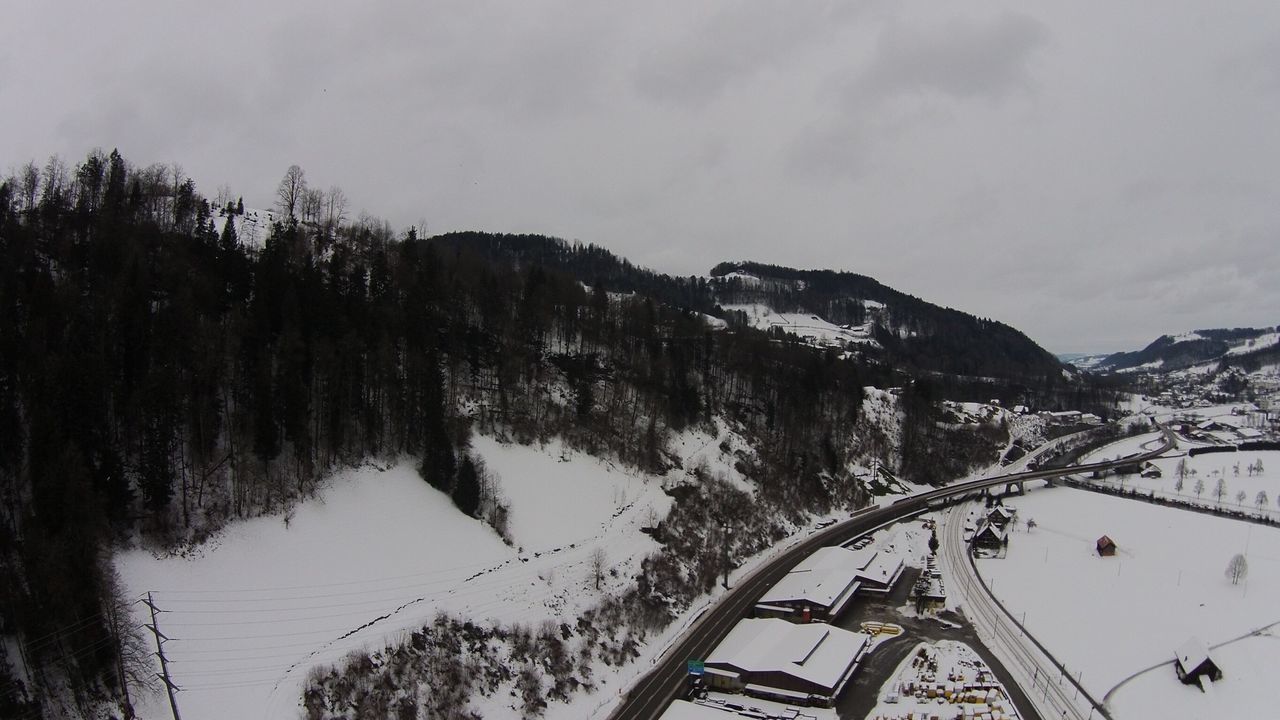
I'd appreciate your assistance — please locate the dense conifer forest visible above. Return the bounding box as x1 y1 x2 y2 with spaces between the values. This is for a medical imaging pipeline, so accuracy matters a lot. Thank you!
0 150 1118 717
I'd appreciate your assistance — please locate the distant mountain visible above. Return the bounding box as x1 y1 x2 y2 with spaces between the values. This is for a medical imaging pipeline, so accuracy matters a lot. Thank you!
1085 327 1280 373
1056 352 1110 370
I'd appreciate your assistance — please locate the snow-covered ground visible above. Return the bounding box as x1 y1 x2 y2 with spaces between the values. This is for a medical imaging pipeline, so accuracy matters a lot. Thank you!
864 640 1022 720
117 419 908 720
118 437 672 720
663 693 835 719
721 304 878 349
211 207 278 250
1225 330 1280 356
974 487 1280 719
1080 430 1278 520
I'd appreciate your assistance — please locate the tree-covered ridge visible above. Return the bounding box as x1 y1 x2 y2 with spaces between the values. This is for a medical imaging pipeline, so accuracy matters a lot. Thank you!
710 260 1067 381
415 237 1071 384
1101 326 1279 372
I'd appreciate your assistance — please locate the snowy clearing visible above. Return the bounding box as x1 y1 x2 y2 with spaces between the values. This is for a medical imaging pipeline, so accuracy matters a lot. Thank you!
117 421 893 720
721 304 878 349
118 437 672 720
974 487 1280 719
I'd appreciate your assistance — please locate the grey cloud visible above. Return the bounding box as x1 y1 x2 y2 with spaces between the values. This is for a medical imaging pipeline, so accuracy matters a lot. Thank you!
856 12 1048 102
784 118 869 182
631 2 858 107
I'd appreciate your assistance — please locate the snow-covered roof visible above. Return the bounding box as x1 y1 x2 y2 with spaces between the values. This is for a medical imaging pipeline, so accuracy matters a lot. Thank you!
658 700 737 720
759 541 905 611
974 524 1007 542
853 548 905 589
1175 636 1213 674
988 505 1015 521
706 618 870 695
662 697 823 720
757 565 861 614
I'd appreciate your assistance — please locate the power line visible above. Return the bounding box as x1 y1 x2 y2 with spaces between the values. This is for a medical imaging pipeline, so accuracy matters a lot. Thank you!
143 592 182 720
145 553 517 595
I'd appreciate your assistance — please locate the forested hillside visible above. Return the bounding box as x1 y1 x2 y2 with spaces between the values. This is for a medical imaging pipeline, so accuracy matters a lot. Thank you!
0 150 1115 718
709 261 1068 382
1097 327 1280 373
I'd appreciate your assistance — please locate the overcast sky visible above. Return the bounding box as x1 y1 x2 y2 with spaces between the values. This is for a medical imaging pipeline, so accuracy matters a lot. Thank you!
4 1 1278 352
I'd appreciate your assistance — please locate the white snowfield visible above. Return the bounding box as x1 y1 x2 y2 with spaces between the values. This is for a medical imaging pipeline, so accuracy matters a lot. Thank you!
720 304 879 349
1224 331 1279 356
210 207 277 250
974 486 1280 719
116 418 867 720
118 437 672 720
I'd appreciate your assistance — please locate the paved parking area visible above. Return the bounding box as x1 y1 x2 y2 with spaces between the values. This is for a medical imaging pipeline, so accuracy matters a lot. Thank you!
832 566 1045 720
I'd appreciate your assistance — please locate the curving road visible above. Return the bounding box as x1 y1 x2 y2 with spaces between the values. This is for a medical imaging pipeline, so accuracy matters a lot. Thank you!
609 427 1177 720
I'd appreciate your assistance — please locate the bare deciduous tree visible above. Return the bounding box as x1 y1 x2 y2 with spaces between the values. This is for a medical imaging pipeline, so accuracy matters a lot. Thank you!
591 547 606 590
300 186 323 224
18 160 40 211
1226 553 1248 585
324 185 348 231
276 164 307 218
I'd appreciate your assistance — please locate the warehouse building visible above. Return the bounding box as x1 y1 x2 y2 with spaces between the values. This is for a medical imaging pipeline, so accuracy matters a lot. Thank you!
702 618 871 706
754 540 905 622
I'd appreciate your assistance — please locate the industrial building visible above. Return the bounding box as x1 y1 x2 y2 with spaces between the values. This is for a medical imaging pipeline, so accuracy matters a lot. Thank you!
702 618 871 706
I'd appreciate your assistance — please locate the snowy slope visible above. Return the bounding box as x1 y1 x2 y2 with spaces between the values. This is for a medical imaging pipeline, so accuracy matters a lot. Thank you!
210 207 279 250
721 303 879 349
975 487 1280 719
118 437 672 720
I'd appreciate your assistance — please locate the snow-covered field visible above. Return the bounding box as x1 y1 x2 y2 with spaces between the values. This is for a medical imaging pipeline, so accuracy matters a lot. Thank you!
721 304 878 349
117 418 893 720
974 487 1280 719
1081 430 1278 519
118 437 673 720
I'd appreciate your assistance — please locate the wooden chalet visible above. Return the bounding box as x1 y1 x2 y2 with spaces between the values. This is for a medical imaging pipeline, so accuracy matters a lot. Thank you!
1096 535 1117 557
1174 637 1221 687
972 523 1007 552
986 505 1015 529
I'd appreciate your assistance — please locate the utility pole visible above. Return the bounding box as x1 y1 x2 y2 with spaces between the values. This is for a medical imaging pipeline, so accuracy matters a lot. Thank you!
721 521 732 589
143 592 182 720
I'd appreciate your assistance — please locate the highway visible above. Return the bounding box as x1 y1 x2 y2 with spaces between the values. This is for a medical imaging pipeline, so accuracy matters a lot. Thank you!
609 427 1177 720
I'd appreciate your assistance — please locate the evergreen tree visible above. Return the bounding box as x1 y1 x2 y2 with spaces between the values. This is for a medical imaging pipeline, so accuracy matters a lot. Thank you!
453 455 481 517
